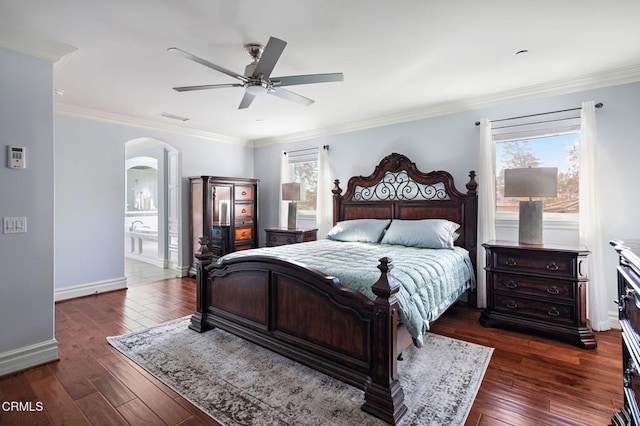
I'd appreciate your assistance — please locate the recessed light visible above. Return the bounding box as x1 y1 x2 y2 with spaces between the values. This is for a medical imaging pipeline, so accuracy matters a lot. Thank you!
515 49 529 56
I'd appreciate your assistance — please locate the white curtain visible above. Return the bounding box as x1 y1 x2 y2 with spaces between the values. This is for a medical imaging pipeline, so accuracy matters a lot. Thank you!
477 118 496 308
316 147 333 237
279 151 292 227
579 101 609 331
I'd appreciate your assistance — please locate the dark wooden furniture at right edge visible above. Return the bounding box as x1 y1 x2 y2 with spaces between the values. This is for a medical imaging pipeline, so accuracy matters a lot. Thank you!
480 240 596 349
611 239 640 425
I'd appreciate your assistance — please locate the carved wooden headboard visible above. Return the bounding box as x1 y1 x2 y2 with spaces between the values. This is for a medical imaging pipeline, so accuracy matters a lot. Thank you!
331 152 478 272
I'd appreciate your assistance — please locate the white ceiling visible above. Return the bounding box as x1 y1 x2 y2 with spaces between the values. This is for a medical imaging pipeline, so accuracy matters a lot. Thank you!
2 1 640 144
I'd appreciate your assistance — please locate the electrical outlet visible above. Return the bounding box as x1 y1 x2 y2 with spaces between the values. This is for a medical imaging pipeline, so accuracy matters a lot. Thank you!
3 217 27 234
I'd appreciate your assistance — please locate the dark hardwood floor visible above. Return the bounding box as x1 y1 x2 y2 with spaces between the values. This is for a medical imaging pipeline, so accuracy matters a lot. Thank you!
0 277 623 425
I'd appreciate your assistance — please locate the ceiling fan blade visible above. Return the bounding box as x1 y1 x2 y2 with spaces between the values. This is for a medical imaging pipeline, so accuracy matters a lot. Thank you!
252 37 287 79
268 87 314 106
271 73 344 87
238 91 256 109
173 83 243 92
168 47 248 82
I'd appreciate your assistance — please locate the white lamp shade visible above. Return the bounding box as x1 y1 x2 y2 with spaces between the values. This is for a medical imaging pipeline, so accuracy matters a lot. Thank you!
504 167 558 198
282 182 302 201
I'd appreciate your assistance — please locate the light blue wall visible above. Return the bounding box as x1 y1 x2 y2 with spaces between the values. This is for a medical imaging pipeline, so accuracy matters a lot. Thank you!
0 48 55 354
54 114 255 288
255 81 640 318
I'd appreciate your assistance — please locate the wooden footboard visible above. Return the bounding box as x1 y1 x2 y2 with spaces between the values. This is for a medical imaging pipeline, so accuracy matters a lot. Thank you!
189 237 407 424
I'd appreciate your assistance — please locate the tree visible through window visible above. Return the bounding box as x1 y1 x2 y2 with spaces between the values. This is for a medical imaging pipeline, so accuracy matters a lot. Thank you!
496 133 579 213
292 160 318 216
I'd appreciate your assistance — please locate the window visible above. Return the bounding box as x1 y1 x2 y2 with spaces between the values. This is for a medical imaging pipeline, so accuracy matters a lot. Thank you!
291 159 318 216
496 132 580 215
284 149 319 218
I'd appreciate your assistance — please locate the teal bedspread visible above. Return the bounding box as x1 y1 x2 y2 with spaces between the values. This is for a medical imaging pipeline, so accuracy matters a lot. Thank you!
220 239 475 347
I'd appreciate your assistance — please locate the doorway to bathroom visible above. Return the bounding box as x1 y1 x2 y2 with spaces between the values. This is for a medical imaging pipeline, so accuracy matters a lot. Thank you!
124 138 180 285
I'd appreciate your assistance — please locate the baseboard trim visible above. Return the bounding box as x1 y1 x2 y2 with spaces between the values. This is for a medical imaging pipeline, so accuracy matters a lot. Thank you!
609 310 621 330
0 339 58 377
55 277 127 302
175 264 190 278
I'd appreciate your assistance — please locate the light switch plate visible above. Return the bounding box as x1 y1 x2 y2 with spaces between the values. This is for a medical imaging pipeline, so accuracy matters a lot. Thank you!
3 217 27 234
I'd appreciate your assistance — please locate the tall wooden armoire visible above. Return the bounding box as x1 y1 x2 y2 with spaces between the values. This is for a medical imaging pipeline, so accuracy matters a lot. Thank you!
189 176 259 276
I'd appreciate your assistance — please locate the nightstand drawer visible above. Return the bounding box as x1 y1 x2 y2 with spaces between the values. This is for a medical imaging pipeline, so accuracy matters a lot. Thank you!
494 294 575 324
268 232 299 246
265 228 318 247
493 273 575 300
492 251 576 278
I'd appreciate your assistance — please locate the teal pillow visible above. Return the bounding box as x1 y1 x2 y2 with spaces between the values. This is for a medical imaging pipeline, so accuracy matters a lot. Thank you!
380 219 460 249
326 219 391 243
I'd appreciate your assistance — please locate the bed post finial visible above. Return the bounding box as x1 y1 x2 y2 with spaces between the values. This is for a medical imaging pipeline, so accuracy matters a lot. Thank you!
332 179 343 226
189 236 215 333
363 257 408 423
466 170 478 194
332 179 342 196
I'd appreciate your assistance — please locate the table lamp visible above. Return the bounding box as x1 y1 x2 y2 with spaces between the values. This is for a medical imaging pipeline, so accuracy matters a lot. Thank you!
282 182 301 229
504 167 558 244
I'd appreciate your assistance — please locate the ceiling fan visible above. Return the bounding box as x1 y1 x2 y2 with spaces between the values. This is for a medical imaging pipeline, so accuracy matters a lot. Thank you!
168 36 344 109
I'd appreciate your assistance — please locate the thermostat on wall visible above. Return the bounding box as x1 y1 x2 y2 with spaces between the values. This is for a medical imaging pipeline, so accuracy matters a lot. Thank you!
7 146 26 169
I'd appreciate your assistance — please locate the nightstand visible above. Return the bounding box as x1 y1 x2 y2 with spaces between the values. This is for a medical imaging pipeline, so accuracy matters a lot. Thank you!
479 240 596 349
265 227 318 247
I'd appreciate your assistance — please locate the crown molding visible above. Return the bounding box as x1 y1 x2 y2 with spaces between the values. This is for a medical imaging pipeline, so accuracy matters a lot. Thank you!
251 63 640 147
55 103 250 146
0 25 76 63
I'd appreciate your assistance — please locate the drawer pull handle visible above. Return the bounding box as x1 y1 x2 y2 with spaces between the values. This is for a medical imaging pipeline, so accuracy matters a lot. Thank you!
546 262 559 271
547 307 560 317
506 301 518 309
241 232 246 237
505 258 517 267
546 286 560 295
241 190 247 196
505 280 517 289
241 208 247 213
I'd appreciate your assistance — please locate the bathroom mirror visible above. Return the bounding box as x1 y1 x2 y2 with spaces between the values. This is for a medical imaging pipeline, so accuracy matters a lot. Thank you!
126 157 158 212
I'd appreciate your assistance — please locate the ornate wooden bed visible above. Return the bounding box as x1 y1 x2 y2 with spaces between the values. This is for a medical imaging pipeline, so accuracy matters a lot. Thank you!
189 153 478 424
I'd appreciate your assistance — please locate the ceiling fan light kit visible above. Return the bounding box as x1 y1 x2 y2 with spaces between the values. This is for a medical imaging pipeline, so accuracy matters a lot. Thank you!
169 36 344 109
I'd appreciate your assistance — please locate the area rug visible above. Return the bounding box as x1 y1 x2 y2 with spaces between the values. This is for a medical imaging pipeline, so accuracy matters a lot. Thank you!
107 317 493 425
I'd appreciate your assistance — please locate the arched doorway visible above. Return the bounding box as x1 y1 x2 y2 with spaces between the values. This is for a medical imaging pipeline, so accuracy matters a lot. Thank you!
124 137 181 285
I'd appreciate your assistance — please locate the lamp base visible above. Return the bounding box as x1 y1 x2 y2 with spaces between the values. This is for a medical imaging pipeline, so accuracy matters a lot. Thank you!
287 201 297 230
518 200 543 244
